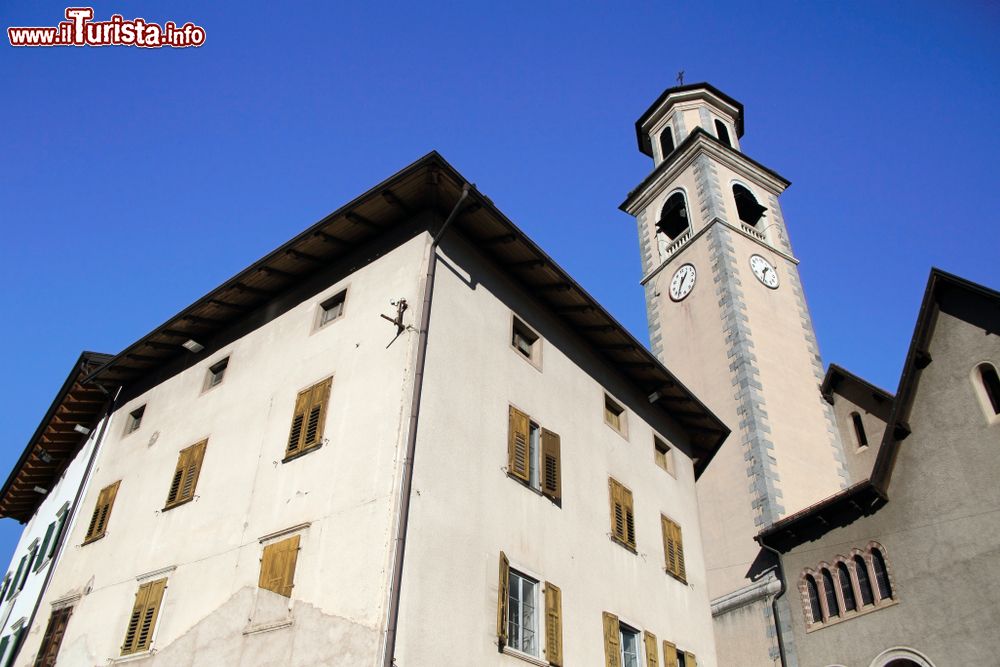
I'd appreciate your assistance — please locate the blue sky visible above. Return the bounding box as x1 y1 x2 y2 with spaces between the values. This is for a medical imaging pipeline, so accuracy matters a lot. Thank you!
1 1 998 567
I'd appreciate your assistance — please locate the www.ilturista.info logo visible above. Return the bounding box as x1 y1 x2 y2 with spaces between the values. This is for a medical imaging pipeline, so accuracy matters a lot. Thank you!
8 8 206 48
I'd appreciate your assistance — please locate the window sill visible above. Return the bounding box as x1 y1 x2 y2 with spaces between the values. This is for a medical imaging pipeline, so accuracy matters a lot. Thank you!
603 421 629 441
805 597 898 633
162 497 194 512
111 649 155 663
33 557 52 574
82 533 107 546
243 618 293 635
510 345 543 372
502 646 548 667
665 570 688 586
281 443 323 464
505 472 560 507
610 535 637 554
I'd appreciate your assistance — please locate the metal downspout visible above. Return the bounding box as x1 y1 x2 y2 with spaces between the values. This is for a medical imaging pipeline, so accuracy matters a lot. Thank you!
10 385 120 665
381 183 471 667
759 542 789 667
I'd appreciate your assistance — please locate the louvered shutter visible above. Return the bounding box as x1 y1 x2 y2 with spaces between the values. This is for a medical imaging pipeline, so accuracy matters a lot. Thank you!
50 510 68 558
176 439 208 504
602 612 621 667
497 551 510 647
34 606 72 667
86 481 120 543
135 579 166 652
544 582 562 666
661 515 676 574
165 449 188 506
259 535 300 598
285 388 311 456
35 522 55 570
623 486 636 548
663 640 678 667
540 429 561 502
609 479 625 543
302 379 331 449
684 651 696 667
508 407 530 482
9 558 25 600
644 631 658 667
122 583 150 654
673 522 686 581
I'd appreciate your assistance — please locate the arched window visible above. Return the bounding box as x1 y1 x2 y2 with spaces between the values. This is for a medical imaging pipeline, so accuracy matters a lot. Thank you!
821 569 840 617
657 192 689 241
978 363 1000 415
659 127 675 158
854 555 875 606
804 574 823 623
837 562 856 611
732 184 766 227
714 119 732 148
872 548 893 600
851 412 869 448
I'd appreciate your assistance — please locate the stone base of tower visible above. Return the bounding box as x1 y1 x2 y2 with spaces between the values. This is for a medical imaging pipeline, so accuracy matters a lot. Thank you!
711 575 797 667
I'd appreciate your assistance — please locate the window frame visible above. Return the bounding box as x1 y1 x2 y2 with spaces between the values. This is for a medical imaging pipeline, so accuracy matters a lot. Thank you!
203 357 229 392
316 288 348 329
282 377 333 462
619 621 642 667
603 393 628 439
506 568 541 659
510 314 543 369
653 435 675 476
973 361 1000 422
850 411 869 449
123 405 145 436
33 604 73 667
506 405 561 504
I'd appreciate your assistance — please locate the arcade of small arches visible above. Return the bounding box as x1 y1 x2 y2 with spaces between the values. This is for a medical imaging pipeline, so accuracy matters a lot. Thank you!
800 542 896 630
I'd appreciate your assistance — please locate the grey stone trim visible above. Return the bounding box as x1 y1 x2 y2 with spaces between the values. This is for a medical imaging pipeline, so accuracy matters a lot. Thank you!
708 224 784 526
699 106 713 135
673 111 686 144
766 194 793 255
784 263 850 486
694 155 728 225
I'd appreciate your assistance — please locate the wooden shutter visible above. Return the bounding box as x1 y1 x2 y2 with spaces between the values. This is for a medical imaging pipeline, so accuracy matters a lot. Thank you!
507 407 530 482
122 578 166 655
50 510 68 558
497 551 510 647
0 576 9 603
684 651 696 667
166 440 208 507
602 612 621 667
663 640 678 667
541 429 561 502
609 479 624 543
258 535 300 598
33 606 72 667
35 522 56 570
661 516 686 581
623 486 636 548
544 582 562 666
10 556 26 597
286 379 332 457
644 631 658 667
85 481 120 543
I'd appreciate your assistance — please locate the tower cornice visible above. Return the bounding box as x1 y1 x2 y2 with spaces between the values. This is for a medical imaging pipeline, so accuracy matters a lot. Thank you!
620 128 790 215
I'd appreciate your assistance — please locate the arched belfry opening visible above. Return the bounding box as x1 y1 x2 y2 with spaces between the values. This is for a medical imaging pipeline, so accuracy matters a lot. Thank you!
659 127 675 158
733 184 767 227
657 191 689 241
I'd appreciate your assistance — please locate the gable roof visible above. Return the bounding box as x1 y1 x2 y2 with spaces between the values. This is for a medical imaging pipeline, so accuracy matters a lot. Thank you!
758 268 1000 552
820 363 894 421
74 152 728 476
0 352 113 523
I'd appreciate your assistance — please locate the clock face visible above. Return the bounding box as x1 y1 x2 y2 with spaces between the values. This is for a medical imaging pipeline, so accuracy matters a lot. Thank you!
749 254 779 289
669 264 696 301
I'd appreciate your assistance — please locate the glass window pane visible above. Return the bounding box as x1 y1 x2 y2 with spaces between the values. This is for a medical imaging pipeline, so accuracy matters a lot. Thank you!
621 628 640 667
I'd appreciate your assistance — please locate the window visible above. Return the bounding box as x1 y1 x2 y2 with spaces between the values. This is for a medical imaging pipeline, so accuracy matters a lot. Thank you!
507 406 561 502
608 478 636 550
258 535 300 598
654 436 674 475
659 127 675 158
83 480 121 544
33 606 72 667
21 543 38 589
124 406 145 435
33 521 56 572
0 575 10 604
496 552 562 663
284 378 332 460
511 316 541 366
714 119 731 147
6 557 25 600
837 562 856 612
205 358 229 390
49 505 69 560
854 555 875 606
620 623 640 667
657 191 689 241
663 640 691 667
732 184 766 227
821 569 840 617
805 574 822 623
851 412 869 449
661 515 687 582
121 578 166 655
164 440 208 509
604 394 627 437
977 363 1000 415
871 548 893 600
0 636 8 665
318 290 347 327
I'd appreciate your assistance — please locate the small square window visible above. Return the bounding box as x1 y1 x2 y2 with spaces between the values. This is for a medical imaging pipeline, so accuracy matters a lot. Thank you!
511 316 541 366
205 358 229 390
604 395 627 437
620 624 641 667
654 436 675 476
125 406 145 435
319 290 347 327
507 569 539 657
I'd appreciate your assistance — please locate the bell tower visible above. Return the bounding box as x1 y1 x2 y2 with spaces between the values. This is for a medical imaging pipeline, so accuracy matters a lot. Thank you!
621 83 848 666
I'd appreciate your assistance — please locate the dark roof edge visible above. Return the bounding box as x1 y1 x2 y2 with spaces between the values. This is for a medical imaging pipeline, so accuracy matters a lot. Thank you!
635 82 745 157
821 363 895 405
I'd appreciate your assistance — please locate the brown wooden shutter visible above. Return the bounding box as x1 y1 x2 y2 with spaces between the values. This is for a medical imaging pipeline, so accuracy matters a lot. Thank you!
674 522 686 581
623 486 636 548
302 379 332 449
643 631 658 667
684 651 696 667
602 612 621 667
497 551 510 647
507 407 530 482
122 578 166 655
33 606 72 667
259 535 300 598
661 516 686 581
609 479 625 543
544 582 562 666
540 429 561 502
85 481 120 543
663 640 678 667
286 388 309 455
166 439 208 507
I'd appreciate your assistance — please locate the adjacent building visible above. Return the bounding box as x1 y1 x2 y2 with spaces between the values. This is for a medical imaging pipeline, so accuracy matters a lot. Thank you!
757 270 1000 667
5 154 729 666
